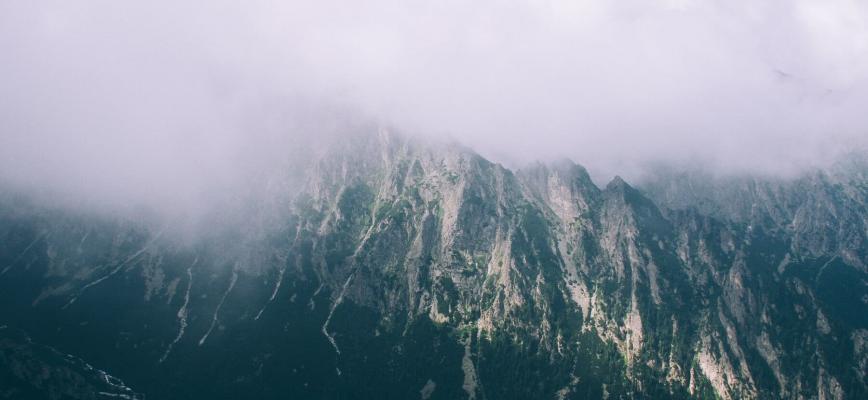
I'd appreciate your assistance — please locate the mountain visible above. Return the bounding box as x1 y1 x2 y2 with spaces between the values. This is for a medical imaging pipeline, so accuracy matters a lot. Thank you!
0 131 865 399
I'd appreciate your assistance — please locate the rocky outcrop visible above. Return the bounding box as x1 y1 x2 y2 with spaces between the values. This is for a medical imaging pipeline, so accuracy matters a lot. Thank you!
0 131 865 399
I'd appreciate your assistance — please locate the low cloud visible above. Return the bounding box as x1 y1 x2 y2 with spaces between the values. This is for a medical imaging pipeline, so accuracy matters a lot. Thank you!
1 0 866 213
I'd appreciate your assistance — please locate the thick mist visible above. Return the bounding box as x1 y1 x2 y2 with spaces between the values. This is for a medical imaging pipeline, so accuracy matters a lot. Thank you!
2 0 867 219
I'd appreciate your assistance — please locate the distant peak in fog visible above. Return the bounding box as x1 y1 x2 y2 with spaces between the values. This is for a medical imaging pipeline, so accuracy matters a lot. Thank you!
1 0 867 219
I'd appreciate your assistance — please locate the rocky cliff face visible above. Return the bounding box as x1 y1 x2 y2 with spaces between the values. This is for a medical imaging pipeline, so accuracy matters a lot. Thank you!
0 131 865 399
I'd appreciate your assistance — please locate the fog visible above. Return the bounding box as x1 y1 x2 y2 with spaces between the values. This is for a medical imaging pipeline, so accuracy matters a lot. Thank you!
2 0 867 217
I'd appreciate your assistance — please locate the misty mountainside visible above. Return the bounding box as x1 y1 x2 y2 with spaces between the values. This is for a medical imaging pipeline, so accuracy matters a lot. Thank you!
0 131 866 400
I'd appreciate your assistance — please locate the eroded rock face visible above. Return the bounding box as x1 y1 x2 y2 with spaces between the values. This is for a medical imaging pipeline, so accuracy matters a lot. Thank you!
0 131 866 399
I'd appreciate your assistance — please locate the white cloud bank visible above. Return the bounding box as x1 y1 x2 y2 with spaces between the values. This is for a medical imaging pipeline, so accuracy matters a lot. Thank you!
1 0 867 210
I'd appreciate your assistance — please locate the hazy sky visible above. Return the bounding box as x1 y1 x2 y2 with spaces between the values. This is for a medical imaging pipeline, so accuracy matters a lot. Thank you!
1 0 867 211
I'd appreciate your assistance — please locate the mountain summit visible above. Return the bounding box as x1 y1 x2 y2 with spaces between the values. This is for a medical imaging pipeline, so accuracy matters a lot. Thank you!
1 131 866 399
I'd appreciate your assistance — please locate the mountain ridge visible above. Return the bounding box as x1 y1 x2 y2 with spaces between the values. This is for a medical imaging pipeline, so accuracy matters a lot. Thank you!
0 130 865 399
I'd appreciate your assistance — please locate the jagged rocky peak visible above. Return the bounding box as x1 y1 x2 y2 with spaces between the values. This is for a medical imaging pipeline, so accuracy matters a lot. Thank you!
0 128 866 400
306 129 494 192
638 160 867 266
603 175 655 214
601 175 671 235
518 158 595 187
517 159 600 222
603 175 647 202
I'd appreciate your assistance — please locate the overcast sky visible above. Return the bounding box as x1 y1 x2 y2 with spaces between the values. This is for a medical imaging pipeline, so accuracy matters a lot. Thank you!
1 0 867 212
